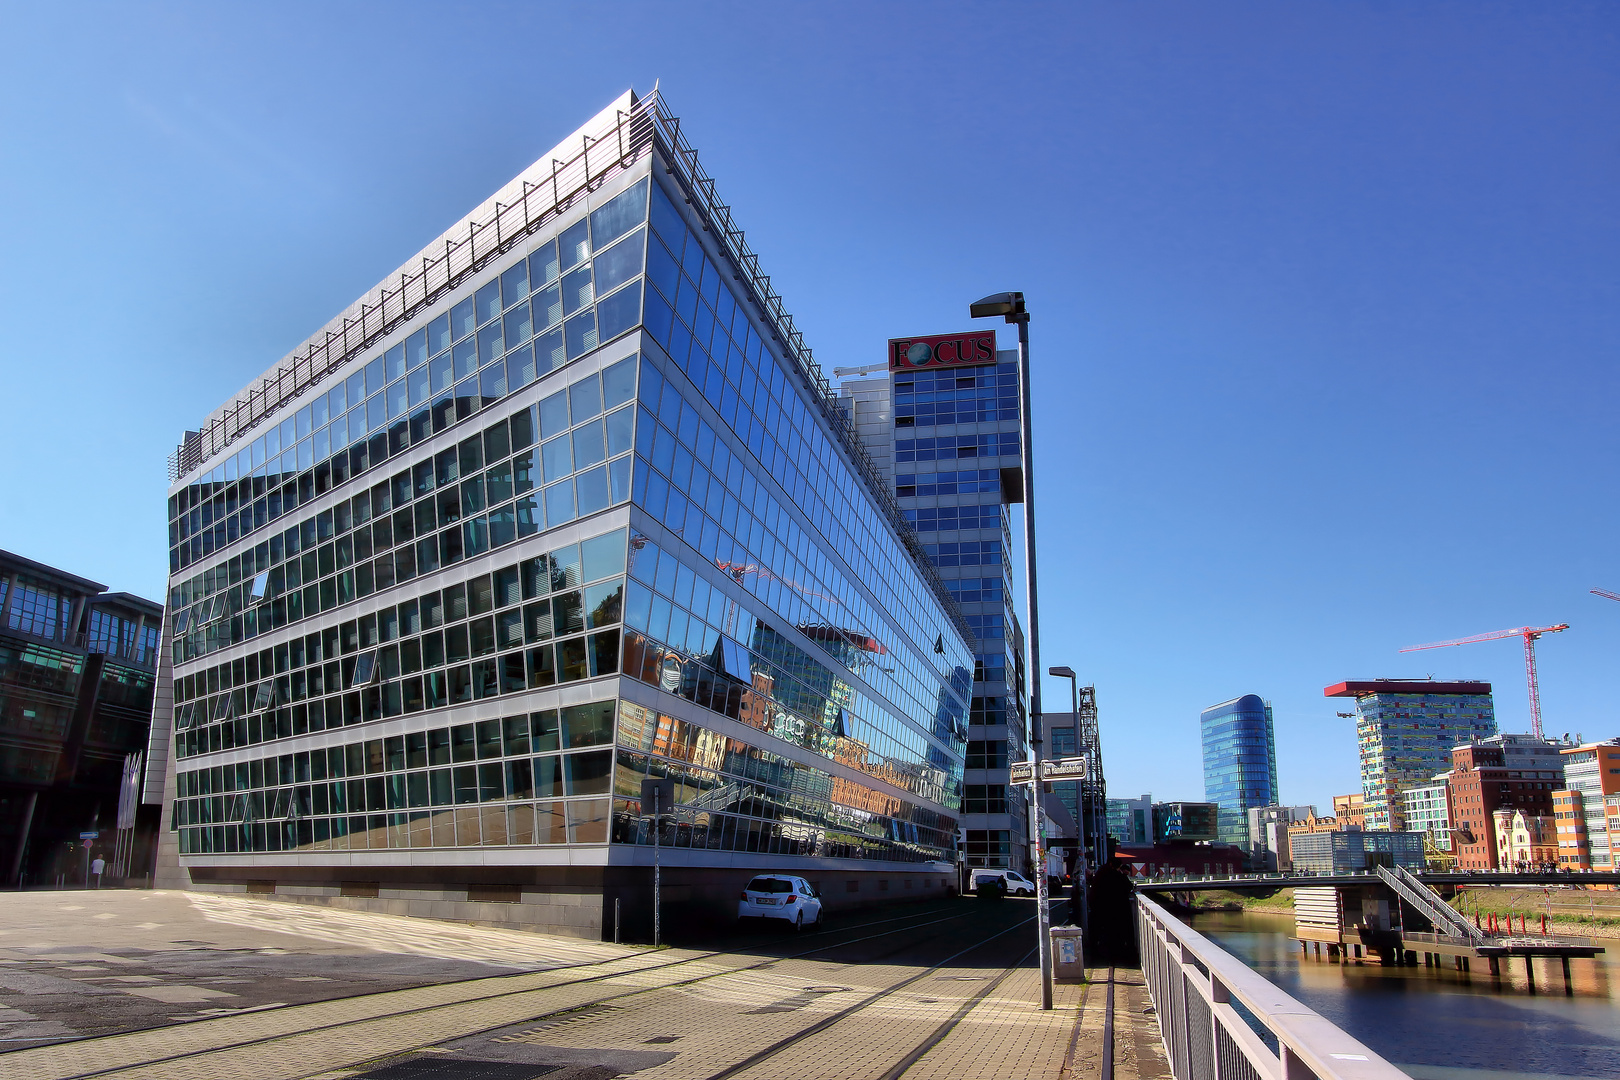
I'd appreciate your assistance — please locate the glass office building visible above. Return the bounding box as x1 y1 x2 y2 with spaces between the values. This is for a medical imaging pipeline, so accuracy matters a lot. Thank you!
837 349 1029 873
149 90 974 937
1199 694 1278 847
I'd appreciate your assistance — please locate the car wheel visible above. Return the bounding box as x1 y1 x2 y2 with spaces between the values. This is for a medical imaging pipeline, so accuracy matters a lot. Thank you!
813 908 824 931
794 912 804 932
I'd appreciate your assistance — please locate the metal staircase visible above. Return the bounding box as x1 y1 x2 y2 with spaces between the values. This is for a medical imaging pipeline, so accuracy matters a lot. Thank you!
1374 864 1485 944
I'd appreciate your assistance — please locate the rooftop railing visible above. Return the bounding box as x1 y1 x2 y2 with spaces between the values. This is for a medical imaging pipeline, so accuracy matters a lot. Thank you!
168 89 974 652
1138 893 1406 1080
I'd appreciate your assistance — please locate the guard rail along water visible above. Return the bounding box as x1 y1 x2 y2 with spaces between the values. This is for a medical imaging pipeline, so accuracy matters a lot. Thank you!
1137 893 1405 1080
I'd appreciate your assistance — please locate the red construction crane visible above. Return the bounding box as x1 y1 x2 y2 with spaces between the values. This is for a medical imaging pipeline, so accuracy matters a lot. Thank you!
1399 624 1569 739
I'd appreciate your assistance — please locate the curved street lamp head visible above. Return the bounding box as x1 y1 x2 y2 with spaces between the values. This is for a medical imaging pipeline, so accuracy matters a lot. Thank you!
970 291 1027 322
1048 665 1076 679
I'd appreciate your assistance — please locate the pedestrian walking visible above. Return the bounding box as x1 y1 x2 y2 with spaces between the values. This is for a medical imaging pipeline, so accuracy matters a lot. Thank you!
90 855 105 888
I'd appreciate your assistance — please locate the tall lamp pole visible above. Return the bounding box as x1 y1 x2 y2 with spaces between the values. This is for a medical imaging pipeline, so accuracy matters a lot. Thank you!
1049 665 1088 939
970 291 1051 1011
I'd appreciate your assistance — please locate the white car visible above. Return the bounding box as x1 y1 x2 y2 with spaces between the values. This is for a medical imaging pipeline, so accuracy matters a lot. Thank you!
971 869 1037 897
738 875 823 930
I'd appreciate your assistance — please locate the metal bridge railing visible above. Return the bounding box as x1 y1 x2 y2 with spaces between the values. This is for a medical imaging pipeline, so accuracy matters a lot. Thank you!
1138 894 1405 1080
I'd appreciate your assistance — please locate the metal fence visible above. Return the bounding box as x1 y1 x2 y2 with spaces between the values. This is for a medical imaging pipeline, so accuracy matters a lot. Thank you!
1137 894 1406 1080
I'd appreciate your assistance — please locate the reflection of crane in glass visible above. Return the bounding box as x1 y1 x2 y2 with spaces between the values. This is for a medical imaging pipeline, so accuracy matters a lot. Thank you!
1399 624 1569 739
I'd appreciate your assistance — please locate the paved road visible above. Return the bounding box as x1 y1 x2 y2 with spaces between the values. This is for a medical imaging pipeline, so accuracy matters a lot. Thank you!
0 890 1168 1080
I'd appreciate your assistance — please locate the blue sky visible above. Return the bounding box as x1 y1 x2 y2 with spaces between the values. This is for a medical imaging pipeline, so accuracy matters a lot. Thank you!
1 3 1615 812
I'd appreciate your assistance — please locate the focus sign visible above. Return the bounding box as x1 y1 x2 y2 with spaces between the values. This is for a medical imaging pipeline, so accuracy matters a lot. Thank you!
888 330 998 372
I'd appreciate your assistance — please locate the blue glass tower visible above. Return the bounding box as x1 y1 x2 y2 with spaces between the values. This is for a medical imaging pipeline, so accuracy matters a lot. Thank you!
1199 695 1278 848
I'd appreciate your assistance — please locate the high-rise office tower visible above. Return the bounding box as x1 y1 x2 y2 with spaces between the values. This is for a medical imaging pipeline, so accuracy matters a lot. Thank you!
149 90 974 937
1324 679 1496 831
1200 694 1279 847
837 330 1030 873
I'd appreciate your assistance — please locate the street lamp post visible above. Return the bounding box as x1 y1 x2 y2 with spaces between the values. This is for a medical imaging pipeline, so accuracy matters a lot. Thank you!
1049 665 1088 940
970 291 1051 1011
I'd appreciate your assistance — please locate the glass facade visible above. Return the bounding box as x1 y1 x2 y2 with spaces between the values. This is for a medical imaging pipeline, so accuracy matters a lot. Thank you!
160 96 972 894
837 355 1029 872
1199 694 1278 847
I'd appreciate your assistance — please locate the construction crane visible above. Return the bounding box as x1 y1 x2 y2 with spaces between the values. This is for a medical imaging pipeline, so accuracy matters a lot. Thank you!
1591 588 1620 603
1399 625 1569 739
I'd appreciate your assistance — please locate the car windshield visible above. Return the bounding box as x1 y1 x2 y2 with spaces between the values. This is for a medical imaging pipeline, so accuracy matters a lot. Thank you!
747 877 792 893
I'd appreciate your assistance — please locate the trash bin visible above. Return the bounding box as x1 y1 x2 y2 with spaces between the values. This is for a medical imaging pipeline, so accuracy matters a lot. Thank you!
1051 925 1085 982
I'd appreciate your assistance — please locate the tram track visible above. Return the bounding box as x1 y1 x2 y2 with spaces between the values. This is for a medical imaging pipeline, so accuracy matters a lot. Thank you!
698 900 1068 1080
28 901 1003 1080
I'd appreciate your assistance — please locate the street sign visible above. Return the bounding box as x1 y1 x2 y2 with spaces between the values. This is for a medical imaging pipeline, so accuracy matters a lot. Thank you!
1044 757 1087 781
640 778 675 813
79 831 99 840
1009 757 1087 785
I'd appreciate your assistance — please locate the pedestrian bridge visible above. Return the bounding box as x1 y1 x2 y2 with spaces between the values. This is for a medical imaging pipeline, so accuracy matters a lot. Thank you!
1133 869 1620 891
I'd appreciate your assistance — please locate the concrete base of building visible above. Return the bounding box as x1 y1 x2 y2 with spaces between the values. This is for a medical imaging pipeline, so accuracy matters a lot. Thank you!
169 862 959 941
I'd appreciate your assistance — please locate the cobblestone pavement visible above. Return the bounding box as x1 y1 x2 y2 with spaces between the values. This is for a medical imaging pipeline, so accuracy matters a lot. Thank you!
0 889 635 1050
0 891 1172 1080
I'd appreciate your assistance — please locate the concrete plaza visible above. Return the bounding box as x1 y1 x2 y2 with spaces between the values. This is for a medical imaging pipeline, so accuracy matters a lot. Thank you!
0 890 1168 1080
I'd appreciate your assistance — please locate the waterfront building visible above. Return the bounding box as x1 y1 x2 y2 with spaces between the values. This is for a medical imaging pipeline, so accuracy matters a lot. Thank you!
1199 695 1278 847
1152 801 1219 843
1492 808 1556 870
1401 779 1452 854
836 334 1032 874
1553 739 1620 870
1286 814 1351 865
1288 829 1425 874
1107 793 1152 845
1331 792 1365 829
147 91 976 937
1 550 162 886
1324 679 1496 831
1446 735 1563 870
1247 804 1315 871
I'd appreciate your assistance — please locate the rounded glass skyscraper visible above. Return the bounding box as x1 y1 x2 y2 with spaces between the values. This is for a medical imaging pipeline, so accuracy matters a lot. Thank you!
1200 694 1278 848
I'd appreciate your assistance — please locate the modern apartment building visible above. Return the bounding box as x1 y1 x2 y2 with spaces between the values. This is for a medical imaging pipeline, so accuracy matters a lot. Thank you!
149 91 976 937
1107 793 1152 845
1446 735 1564 870
1247 804 1316 871
1199 695 1278 847
1401 780 1452 854
1 550 162 886
836 334 1032 873
1325 679 1496 830
1554 739 1620 869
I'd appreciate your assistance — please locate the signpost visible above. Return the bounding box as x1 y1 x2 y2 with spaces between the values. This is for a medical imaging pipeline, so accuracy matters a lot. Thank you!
641 778 674 947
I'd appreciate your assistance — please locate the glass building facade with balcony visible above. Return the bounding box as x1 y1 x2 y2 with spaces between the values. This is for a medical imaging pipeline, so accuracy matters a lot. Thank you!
1199 694 1278 848
151 90 973 938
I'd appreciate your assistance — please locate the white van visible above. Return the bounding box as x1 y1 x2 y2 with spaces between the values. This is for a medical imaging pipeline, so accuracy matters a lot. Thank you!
969 869 1037 897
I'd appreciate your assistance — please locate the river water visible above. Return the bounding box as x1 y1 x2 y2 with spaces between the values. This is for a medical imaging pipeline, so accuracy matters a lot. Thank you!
1187 910 1620 1080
